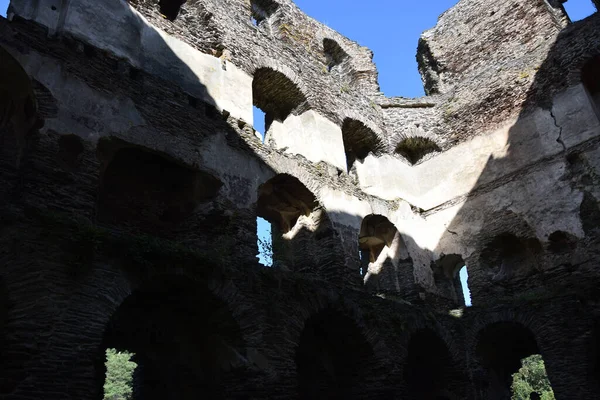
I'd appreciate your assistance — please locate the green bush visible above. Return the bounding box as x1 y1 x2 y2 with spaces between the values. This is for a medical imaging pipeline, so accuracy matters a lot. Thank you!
104 348 137 400
511 354 555 400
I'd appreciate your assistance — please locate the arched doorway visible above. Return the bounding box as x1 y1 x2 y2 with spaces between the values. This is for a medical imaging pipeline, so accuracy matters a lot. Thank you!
476 322 555 400
0 45 40 168
295 308 376 399
96 277 246 400
404 328 466 400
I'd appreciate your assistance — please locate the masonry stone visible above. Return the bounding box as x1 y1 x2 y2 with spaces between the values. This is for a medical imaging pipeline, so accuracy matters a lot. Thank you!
1 0 600 398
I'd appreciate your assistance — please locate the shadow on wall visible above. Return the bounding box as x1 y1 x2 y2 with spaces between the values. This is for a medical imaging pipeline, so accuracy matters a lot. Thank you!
432 10 600 400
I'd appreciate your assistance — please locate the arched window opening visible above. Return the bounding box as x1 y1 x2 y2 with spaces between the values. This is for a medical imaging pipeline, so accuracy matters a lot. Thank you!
359 215 398 264
582 56 600 115
323 38 350 74
395 135 440 165
296 308 375 399
256 174 317 267
0 46 40 168
252 68 307 141
434 255 472 307
97 278 245 400
476 322 554 400
359 214 414 293
257 216 273 266
250 0 279 26
342 119 384 173
98 139 222 233
158 0 186 21
562 0 597 22
404 329 465 400
480 233 541 283
253 105 266 143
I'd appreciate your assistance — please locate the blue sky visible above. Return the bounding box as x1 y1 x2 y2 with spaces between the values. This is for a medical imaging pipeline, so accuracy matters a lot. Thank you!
0 0 7 17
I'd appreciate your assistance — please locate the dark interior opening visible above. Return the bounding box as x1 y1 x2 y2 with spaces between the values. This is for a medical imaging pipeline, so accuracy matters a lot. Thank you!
58 134 84 169
257 174 316 234
159 0 186 21
434 254 470 307
480 233 541 282
97 277 245 400
476 322 541 399
296 308 375 399
323 38 349 73
252 68 307 125
250 0 279 25
98 141 222 233
405 329 464 400
359 215 397 264
582 55 600 112
0 45 39 168
395 135 441 165
547 230 577 253
342 119 384 172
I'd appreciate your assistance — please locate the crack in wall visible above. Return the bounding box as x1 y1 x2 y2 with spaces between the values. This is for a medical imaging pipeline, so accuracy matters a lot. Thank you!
550 108 567 152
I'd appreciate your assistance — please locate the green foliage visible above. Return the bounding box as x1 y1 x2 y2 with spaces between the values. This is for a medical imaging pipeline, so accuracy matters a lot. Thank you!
104 348 137 400
511 354 555 400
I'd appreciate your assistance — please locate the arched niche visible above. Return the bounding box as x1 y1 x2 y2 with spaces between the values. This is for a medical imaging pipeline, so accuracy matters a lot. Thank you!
97 138 222 234
295 308 376 399
476 322 551 400
395 134 440 165
479 233 541 283
582 55 600 117
323 38 350 77
252 67 307 131
0 46 41 168
341 118 384 173
96 277 246 400
360 214 412 293
359 215 398 264
404 329 465 400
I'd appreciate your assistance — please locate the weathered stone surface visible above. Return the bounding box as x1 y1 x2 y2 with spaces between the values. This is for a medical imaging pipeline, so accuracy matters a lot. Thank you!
1 0 600 398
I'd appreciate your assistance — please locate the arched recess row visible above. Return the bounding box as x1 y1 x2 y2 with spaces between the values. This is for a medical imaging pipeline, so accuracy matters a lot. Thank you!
256 173 346 281
0 45 42 169
96 137 223 236
95 275 264 400
360 214 413 294
403 328 468 400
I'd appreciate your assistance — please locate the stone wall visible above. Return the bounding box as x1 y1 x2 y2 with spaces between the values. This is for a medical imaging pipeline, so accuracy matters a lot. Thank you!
1 0 600 398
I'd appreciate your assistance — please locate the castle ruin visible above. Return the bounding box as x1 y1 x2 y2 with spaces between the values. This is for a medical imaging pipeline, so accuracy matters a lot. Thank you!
1 0 600 398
